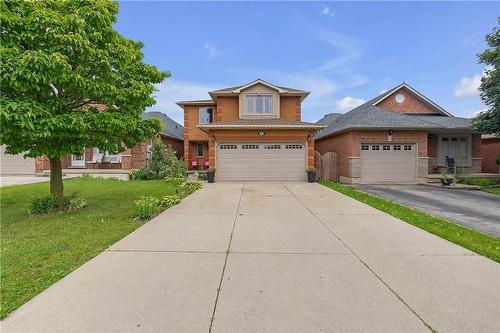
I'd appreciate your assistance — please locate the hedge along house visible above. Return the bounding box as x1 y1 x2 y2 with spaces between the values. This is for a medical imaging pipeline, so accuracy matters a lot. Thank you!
177 79 325 181
34 111 184 174
315 83 482 184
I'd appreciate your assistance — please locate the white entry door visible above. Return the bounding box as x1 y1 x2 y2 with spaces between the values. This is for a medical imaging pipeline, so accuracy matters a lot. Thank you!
216 142 306 181
360 143 417 184
71 154 85 167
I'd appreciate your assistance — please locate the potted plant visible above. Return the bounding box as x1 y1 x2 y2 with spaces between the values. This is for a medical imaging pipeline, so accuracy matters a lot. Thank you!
206 168 215 183
440 169 454 186
306 167 317 183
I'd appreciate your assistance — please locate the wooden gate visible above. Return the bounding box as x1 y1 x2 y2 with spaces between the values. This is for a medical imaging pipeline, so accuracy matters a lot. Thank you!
315 151 339 182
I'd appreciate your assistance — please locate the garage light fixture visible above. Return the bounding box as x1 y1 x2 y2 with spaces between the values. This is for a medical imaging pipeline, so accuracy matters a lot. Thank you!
388 129 393 136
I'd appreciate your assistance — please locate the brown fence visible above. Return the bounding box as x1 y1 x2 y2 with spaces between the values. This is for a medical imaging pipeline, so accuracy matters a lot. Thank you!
315 151 339 182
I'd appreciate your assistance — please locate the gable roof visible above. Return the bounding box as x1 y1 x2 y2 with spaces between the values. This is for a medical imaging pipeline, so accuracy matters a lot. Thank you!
142 112 184 140
197 118 324 131
372 83 452 116
316 113 342 125
315 84 472 140
208 79 310 101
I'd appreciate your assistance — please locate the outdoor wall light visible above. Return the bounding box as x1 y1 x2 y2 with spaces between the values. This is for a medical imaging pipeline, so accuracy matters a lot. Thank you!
211 135 215 141
388 129 393 136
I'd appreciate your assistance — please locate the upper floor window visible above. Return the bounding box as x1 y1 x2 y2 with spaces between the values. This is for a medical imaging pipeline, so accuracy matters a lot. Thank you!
199 107 214 124
246 95 272 114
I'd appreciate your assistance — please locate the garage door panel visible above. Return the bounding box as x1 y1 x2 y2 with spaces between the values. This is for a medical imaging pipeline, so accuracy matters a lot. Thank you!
217 143 306 181
360 144 416 184
1 145 35 175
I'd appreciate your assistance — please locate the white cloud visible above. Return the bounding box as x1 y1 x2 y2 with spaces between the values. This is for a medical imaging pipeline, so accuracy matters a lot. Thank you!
204 41 221 59
335 96 366 113
454 73 481 97
322 6 335 17
147 79 216 125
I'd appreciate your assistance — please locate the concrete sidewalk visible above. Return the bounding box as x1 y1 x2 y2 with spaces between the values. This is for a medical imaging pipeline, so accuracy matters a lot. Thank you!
2 182 499 332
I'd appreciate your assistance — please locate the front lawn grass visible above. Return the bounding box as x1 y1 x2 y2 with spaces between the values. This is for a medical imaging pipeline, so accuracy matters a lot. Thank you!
320 181 500 263
0 176 190 319
481 187 500 196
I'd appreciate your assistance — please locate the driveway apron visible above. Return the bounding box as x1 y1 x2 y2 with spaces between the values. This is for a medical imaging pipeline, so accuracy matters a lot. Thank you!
2 182 499 333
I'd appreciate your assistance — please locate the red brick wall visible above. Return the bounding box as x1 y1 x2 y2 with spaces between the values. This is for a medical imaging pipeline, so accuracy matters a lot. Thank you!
216 97 239 122
376 87 440 114
481 137 500 173
315 130 428 177
472 134 481 158
130 142 148 169
280 96 301 121
161 136 183 159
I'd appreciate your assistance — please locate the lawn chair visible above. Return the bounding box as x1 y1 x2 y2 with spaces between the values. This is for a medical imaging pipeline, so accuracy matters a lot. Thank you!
191 160 198 170
204 160 209 169
445 156 456 174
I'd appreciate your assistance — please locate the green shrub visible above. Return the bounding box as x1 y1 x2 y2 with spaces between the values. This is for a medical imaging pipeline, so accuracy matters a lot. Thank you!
160 195 181 209
30 195 58 214
198 172 207 181
164 144 186 180
134 196 159 219
148 138 167 178
129 168 153 181
30 193 87 214
181 181 203 193
64 193 88 210
463 178 497 187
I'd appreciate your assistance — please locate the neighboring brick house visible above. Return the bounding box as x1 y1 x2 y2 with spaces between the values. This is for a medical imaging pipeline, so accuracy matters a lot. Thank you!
177 79 324 181
315 83 482 184
34 112 183 174
481 135 500 174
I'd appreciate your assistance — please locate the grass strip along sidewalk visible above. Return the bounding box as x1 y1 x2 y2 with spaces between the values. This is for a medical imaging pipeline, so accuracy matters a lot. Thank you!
320 181 500 263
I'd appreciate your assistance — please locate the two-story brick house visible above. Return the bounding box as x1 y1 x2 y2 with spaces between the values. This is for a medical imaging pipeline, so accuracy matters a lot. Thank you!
177 79 325 181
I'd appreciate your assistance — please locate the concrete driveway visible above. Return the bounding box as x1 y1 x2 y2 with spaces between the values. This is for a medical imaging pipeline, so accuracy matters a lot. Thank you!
0 176 50 187
3 182 499 333
355 185 500 237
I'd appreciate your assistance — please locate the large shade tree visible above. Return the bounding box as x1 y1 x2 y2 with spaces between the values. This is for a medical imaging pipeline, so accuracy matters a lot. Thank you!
0 0 168 207
471 19 500 136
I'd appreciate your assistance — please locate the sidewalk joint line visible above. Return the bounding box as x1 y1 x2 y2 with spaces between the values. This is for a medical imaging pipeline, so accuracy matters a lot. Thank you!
281 183 436 333
208 183 244 333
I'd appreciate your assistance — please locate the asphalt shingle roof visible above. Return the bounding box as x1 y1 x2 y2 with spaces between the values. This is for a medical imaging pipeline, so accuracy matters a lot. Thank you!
142 112 184 140
316 113 342 125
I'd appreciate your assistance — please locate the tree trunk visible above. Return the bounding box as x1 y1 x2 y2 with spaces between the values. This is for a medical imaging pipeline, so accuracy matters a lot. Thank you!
49 157 64 210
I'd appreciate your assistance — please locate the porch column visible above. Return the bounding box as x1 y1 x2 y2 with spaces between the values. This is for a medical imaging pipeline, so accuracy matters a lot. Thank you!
121 148 132 170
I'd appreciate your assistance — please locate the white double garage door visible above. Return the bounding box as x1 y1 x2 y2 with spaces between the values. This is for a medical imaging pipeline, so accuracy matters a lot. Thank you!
1 145 35 175
360 143 417 184
216 142 307 181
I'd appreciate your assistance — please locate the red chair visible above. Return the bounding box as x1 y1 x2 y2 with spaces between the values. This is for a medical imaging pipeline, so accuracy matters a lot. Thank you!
191 160 198 169
204 160 209 169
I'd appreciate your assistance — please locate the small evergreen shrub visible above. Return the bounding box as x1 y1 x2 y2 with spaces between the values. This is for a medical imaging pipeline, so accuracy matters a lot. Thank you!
160 195 181 209
148 138 167 178
129 168 153 181
134 196 159 219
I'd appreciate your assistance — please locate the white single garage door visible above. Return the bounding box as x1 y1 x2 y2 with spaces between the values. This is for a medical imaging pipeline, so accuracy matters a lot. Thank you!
360 143 417 184
217 142 306 181
1 145 35 175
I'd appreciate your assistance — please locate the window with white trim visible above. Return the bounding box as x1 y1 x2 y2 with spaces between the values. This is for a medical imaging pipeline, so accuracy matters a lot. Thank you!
196 143 205 157
371 145 380 151
439 135 470 165
245 95 272 114
199 107 214 124
393 145 401 151
361 145 369 151
382 145 391 151
403 145 412 151
285 144 303 149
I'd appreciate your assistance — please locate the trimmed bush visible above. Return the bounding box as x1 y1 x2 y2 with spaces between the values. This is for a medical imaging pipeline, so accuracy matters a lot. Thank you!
134 196 159 219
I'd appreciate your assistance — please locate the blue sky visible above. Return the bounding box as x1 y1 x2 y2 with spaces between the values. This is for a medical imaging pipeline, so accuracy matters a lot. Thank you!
115 1 498 124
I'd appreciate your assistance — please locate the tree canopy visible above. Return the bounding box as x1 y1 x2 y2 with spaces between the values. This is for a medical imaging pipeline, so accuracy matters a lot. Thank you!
0 0 168 203
471 19 500 136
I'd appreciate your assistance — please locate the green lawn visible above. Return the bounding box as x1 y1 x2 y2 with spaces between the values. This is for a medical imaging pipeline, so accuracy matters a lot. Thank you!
481 187 500 195
0 177 191 319
320 181 500 263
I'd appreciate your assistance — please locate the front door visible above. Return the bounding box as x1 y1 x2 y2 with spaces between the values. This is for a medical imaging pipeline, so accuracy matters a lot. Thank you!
71 154 85 167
